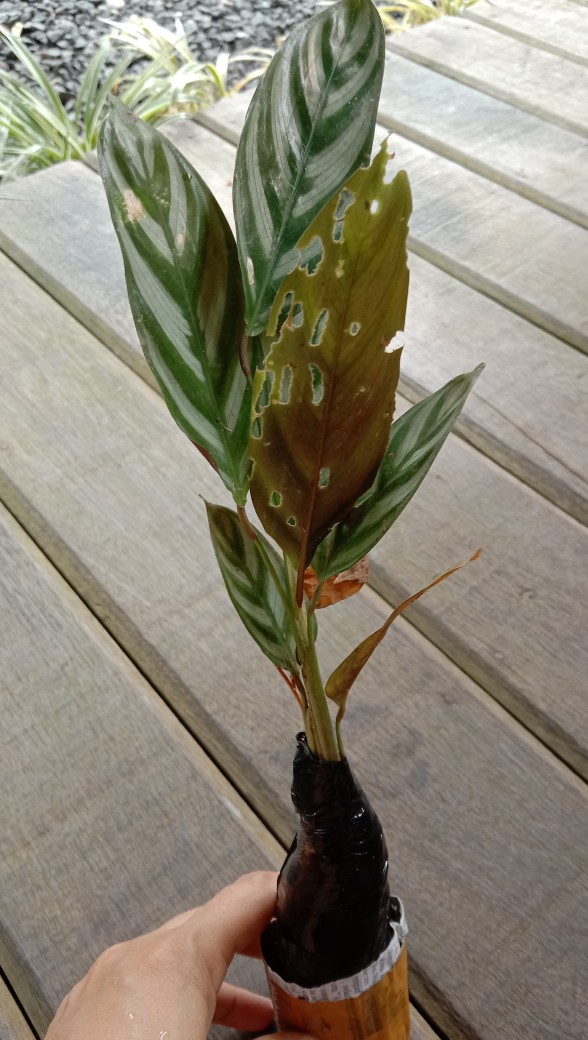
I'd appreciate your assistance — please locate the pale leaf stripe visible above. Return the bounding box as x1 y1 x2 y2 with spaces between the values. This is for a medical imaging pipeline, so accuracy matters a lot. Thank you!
207 503 299 673
149 353 225 457
234 0 385 336
99 100 251 502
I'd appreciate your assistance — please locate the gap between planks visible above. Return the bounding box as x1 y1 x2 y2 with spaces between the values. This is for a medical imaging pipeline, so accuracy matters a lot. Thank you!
465 0 588 69
0 974 37 1040
387 18 588 142
200 64 588 233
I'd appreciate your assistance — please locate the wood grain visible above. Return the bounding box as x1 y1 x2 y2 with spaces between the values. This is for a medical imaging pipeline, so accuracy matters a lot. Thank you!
195 66 588 231
466 0 588 67
393 134 588 355
378 51 588 229
0 980 35 1040
1 147 586 525
388 17 588 140
401 254 588 527
0 256 587 1040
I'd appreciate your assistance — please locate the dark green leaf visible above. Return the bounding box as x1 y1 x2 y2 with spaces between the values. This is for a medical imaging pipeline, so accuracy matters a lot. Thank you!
313 365 483 582
234 0 385 337
206 502 299 674
249 144 410 602
98 98 251 504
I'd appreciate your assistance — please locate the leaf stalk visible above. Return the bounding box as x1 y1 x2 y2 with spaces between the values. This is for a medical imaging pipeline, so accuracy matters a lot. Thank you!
285 557 340 762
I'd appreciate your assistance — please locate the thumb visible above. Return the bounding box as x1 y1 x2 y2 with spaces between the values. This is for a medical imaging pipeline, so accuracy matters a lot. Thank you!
190 872 278 987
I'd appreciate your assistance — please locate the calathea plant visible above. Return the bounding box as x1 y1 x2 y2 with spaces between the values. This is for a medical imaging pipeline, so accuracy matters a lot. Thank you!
98 0 481 1034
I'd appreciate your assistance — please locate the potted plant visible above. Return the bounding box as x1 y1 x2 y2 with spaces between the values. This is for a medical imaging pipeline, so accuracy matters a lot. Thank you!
98 0 481 1035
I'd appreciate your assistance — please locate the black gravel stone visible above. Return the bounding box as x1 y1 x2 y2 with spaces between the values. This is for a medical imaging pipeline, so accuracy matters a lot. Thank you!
0 0 325 107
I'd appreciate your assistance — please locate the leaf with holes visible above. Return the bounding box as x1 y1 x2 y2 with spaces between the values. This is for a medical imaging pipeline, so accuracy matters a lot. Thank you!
98 98 251 504
313 365 483 583
206 502 300 674
233 0 385 337
249 142 411 603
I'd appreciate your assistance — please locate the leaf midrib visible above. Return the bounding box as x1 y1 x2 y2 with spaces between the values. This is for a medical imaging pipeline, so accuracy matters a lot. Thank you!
149 146 245 496
227 545 292 653
249 6 361 336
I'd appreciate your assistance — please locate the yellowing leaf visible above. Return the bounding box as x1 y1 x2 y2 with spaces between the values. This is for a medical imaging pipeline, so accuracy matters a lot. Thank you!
249 142 411 603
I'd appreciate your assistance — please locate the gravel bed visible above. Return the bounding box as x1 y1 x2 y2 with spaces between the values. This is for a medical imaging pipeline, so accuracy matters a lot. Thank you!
0 0 325 106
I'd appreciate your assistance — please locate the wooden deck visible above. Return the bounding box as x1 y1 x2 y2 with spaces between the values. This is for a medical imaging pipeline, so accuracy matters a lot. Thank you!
0 2 586 1038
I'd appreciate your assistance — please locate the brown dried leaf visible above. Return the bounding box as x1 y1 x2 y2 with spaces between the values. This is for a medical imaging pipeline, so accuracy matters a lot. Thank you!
326 548 483 710
304 557 369 608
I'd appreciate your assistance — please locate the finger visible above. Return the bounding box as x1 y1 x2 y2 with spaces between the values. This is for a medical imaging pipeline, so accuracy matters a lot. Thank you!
152 870 278 942
213 981 273 1030
190 872 278 986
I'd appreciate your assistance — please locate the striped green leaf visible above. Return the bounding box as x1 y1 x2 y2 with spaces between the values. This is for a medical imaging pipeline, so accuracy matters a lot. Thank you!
206 502 299 674
249 144 410 603
98 98 251 504
313 365 483 582
233 0 385 337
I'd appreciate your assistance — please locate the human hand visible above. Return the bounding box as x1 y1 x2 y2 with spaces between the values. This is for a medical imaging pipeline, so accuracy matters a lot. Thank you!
45 871 314 1040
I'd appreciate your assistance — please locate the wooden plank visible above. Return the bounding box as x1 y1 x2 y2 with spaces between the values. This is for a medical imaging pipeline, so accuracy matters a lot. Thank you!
0 165 148 391
466 0 588 67
388 17 588 140
392 133 588 356
369 411 588 777
0 980 35 1040
203 63 588 232
402 255 588 527
378 51 588 230
0 500 285 1037
1 259 588 1040
410 1009 440 1040
1 152 587 528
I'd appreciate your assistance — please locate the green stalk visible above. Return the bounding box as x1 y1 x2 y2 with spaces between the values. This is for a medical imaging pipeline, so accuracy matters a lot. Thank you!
285 557 340 762
335 705 346 759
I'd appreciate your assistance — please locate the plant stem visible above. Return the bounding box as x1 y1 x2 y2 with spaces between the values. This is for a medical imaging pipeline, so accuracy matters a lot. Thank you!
335 705 346 759
285 557 340 762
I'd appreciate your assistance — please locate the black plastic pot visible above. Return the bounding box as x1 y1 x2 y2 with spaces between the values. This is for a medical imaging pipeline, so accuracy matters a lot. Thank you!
262 732 403 987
